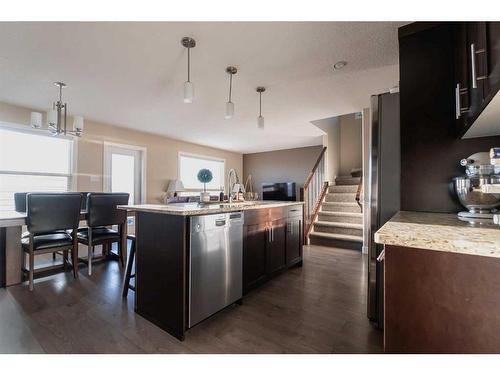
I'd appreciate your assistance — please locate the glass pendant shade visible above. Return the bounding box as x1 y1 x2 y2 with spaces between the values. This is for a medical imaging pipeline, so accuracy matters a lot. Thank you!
184 81 194 103
30 112 42 129
257 115 265 129
47 109 57 126
73 116 84 132
225 101 234 119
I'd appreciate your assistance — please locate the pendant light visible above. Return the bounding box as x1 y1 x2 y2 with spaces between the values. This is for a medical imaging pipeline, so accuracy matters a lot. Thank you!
256 87 266 129
181 37 196 103
225 66 237 119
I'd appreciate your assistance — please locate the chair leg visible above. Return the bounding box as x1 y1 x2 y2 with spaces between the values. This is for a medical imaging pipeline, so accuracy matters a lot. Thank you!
52 252 56 260
63 250 68 271
29 250 34 292
88 245 93 276
122 239 136 298
72 229 79 279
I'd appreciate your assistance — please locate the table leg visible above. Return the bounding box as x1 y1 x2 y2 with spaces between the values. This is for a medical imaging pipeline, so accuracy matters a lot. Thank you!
5 226 22 286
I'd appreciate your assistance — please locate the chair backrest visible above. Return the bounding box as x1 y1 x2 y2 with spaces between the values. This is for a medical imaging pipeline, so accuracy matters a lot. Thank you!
26 193 82 235
86 193 129 228
15 192 89 213
14 192 27 213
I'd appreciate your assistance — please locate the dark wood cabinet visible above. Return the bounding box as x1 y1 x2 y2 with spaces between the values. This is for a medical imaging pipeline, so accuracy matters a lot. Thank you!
286 217 302 266
454 21 500 136
242 205 303 294
243 222 268 293
266 218 287 275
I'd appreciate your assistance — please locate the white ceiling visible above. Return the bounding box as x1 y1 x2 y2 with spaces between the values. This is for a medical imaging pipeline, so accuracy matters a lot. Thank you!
0 22 403 153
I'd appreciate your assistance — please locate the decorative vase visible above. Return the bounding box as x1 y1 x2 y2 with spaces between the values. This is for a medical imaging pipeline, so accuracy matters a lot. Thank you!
200 191 210 203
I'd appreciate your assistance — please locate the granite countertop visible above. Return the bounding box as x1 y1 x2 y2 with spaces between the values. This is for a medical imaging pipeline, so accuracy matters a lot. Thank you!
375 211 500 258
118 201 303 216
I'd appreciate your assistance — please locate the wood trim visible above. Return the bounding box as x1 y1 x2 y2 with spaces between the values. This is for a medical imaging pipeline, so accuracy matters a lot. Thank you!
304 181 328 242
303 147 327 190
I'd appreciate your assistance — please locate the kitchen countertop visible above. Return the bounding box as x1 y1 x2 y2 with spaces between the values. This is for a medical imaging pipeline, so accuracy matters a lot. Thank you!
118 201 303 216
375 211 500 258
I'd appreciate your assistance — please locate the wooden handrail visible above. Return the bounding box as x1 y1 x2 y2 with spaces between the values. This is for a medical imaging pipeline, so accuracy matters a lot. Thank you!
303 147 327 190
355 174 363 213
304 181 329 242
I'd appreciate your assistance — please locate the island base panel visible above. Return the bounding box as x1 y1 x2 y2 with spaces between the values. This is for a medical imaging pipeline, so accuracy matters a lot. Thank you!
385 245 500 353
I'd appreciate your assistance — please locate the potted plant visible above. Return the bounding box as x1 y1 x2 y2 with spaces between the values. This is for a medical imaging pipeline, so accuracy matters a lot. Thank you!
197 168 213 203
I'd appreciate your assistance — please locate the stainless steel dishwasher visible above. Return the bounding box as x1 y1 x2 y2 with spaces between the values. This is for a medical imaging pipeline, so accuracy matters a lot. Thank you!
188 212 243 327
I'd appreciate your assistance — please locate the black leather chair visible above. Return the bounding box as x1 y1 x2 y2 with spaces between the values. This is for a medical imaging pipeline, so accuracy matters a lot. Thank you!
77 193 129 276
22 193 82 291
16 192 89 261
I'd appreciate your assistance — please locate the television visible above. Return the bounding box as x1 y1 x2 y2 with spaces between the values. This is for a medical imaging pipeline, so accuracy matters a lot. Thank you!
262 182 297 201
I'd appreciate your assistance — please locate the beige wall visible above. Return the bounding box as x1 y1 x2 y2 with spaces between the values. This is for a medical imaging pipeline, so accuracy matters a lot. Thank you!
0 102 243 203
339 113 362 176
243 145 324 199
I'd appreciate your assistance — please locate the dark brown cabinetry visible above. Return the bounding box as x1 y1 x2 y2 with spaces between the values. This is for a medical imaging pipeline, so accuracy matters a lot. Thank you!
399 22 500 213
243 222 268 292
266 218 287 275
286 217 302 266
455 22 500 136
243 205 303 294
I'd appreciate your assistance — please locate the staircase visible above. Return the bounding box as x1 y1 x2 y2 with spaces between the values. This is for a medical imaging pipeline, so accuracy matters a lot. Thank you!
309 175 363 250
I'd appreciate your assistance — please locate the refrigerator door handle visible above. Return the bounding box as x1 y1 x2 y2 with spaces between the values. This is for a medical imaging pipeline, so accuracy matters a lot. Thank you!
376 249 385 262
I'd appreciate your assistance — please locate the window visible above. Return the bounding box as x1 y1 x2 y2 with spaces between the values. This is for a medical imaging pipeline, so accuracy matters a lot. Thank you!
0 126 74 212
178 152 225 191
103 142 145 205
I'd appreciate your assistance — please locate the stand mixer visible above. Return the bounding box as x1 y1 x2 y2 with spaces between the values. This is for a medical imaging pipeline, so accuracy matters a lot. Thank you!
453 152 500 219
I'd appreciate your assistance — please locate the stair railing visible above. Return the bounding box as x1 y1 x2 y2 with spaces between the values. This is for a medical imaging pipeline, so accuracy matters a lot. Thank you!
300 146 327 243
355 175 363 213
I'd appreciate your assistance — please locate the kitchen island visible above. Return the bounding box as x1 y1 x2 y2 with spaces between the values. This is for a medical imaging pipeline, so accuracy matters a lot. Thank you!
119 201 304 340
375 211 500 353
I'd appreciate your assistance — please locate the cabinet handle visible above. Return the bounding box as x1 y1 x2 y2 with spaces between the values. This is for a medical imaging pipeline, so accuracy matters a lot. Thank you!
268 227 272 243
271 226 274 242
471 43 478 89
455 83 470 119
377 249 385 262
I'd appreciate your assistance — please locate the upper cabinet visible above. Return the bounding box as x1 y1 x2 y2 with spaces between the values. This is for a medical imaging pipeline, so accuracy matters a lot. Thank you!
455 22 500 138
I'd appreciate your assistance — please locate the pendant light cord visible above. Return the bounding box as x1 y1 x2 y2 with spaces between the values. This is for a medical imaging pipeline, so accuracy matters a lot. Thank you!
228 73 233 103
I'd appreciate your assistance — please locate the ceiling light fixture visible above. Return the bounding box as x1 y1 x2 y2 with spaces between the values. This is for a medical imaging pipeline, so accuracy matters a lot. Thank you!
225 66 237 119
181 37 196 103
256 86 266 130
333 61 347 70
34 82 83 137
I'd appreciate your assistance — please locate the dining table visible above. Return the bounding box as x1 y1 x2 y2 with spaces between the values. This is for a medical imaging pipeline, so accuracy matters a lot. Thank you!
0 210 131 287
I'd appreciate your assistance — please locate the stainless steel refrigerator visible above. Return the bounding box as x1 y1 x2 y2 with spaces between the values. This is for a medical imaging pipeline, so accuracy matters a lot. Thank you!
367 92 400 329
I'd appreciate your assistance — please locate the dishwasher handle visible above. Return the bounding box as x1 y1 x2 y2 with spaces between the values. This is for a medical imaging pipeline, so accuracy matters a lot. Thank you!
215 219 226 226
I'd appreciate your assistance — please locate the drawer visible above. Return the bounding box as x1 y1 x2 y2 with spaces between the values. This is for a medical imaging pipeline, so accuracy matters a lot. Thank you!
287 205 303 218
244 208 269 226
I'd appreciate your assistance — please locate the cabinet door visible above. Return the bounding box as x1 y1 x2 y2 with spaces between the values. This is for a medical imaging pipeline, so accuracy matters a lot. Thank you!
484 22 500 102
286 218 302 266
466 22 488 122
243 223 268 293
454 22 471 135
267 219 286 275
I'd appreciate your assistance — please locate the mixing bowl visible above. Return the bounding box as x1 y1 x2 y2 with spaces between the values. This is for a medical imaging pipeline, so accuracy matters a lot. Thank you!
453 175 500 213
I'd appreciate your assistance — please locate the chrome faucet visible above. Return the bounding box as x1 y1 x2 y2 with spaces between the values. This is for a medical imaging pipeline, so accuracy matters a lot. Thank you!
227 168 240 203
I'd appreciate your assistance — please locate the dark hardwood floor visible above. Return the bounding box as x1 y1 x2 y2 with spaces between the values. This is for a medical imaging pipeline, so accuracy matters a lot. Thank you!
0 245 382 354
